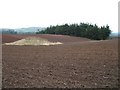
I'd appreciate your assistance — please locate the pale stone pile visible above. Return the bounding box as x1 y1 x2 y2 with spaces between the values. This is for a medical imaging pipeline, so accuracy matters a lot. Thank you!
4 37 63 46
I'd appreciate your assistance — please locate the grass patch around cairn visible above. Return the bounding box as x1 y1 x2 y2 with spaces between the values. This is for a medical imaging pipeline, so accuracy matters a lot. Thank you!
4 37 63 46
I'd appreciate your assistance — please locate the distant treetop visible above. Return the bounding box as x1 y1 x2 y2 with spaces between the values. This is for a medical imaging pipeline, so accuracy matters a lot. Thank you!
36 23 111 40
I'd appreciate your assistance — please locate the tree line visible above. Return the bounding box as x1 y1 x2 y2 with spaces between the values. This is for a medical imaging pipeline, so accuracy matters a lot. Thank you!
36 23 111 40
1 29 17 34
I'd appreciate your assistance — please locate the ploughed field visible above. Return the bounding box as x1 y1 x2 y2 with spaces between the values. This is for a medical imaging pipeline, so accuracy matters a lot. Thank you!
2 34 118 88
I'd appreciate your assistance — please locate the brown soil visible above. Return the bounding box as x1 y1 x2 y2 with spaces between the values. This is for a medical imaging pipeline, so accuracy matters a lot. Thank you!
2 34 90 44
2 34 118 88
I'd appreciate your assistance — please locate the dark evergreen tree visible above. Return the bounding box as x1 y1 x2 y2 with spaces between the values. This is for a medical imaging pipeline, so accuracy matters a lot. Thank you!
36 23 111 40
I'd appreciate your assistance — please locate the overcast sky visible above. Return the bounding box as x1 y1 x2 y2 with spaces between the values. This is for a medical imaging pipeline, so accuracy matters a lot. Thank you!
0 0 119 32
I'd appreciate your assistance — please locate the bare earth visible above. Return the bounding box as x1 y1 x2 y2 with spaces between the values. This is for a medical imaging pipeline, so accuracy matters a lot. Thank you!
0 57 1 89
2 34 118 88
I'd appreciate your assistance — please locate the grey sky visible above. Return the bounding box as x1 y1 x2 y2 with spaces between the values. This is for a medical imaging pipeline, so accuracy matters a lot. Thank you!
0 0 119 32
